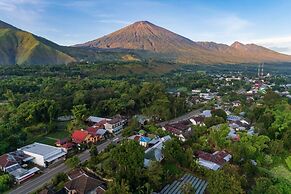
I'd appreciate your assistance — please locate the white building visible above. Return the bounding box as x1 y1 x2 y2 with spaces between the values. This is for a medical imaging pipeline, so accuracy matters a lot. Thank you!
104 118 125 134
18 143 67 167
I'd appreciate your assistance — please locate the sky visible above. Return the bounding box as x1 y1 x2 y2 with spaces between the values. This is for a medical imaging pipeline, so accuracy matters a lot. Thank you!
1 0 291 54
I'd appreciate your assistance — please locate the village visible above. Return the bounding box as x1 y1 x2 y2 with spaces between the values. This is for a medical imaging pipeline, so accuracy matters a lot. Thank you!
1 68 291 194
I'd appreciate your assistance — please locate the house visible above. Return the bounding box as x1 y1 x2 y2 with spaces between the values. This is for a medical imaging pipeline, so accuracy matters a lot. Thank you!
104 117 125 134
196 150 232 171
9 166 40 184
144 135 171 167
64 173 106 194
86 116 108 124
67 168 86 180
201 110 212 118
227 115 241 122
227 128 240 141
134 115 150 125
18 142 67 167
134 115 151 125
232 100 241 107
86 116 111 129
128 135 152 147
55 138 74 151
0 154 18 172
192 89 201 94
71 130 98 144
86 127 108 140
162 122 191 142
246 126 256 136
200 93 214 100
0 150 34 171
158 174 208 194
0 151 39 183
189 116 205 126
229 119 250 131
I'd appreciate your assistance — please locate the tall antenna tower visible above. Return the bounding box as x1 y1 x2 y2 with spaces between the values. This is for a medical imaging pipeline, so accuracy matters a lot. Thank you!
257 63 264 78
258 64 260 77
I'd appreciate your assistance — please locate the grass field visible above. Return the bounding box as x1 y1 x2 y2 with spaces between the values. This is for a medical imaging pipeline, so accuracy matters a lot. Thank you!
36 130 70 145
270 165 291 184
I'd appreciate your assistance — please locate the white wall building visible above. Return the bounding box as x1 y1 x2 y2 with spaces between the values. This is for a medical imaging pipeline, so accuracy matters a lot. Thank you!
18 143 66 167
104 118 125 134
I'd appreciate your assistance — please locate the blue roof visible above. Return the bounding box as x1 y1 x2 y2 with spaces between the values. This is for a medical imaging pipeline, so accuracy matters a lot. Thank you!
140 136 151 142
227 115 241 121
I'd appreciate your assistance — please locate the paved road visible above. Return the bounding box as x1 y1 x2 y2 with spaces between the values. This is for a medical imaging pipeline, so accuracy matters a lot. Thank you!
9 135 121 194
158 108 203 126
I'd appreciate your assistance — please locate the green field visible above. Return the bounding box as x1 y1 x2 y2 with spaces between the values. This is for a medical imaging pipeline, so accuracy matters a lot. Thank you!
36 130 70 145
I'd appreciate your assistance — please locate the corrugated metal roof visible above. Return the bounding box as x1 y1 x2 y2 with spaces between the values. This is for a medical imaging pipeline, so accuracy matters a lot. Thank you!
159 174 207 194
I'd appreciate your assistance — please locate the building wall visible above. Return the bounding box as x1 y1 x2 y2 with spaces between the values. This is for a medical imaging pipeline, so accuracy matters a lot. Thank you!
105 123 123 134
22 151 45 167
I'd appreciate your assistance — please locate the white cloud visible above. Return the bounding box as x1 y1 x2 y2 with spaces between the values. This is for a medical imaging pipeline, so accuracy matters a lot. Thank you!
243 35 291 54
0 0 44 23
247 36 291 45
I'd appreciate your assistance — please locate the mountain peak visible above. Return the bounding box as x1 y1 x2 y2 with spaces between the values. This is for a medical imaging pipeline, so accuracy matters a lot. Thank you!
75 21 291 64
132 21 153 25
75 20 196 52
231 41 245 48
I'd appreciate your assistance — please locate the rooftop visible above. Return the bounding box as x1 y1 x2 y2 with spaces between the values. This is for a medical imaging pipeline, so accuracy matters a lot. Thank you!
87 116 109 123
64 174 105 194
159 174 208 194
72 130 90 143
197 150 231 165
0 154 17 168
19 142 65 159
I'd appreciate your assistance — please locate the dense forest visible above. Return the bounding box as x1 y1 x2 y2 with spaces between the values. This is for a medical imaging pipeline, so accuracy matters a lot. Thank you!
0 63 192 154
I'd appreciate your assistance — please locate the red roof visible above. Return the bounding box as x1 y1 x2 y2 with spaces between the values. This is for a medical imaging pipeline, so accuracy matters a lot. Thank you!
213 150 230 159
61 142 74 149
56 138 69 145
71 130 89 144
197 151 227 165
107 117 123 125
86 127 98 135
134 135 141 141
93 120 107 127
164 125 183 135
232 134 240 141
0 154 17 169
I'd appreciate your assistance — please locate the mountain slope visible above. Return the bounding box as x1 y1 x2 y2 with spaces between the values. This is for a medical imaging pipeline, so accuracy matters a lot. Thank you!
77 21 291 64
0 20 75 65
